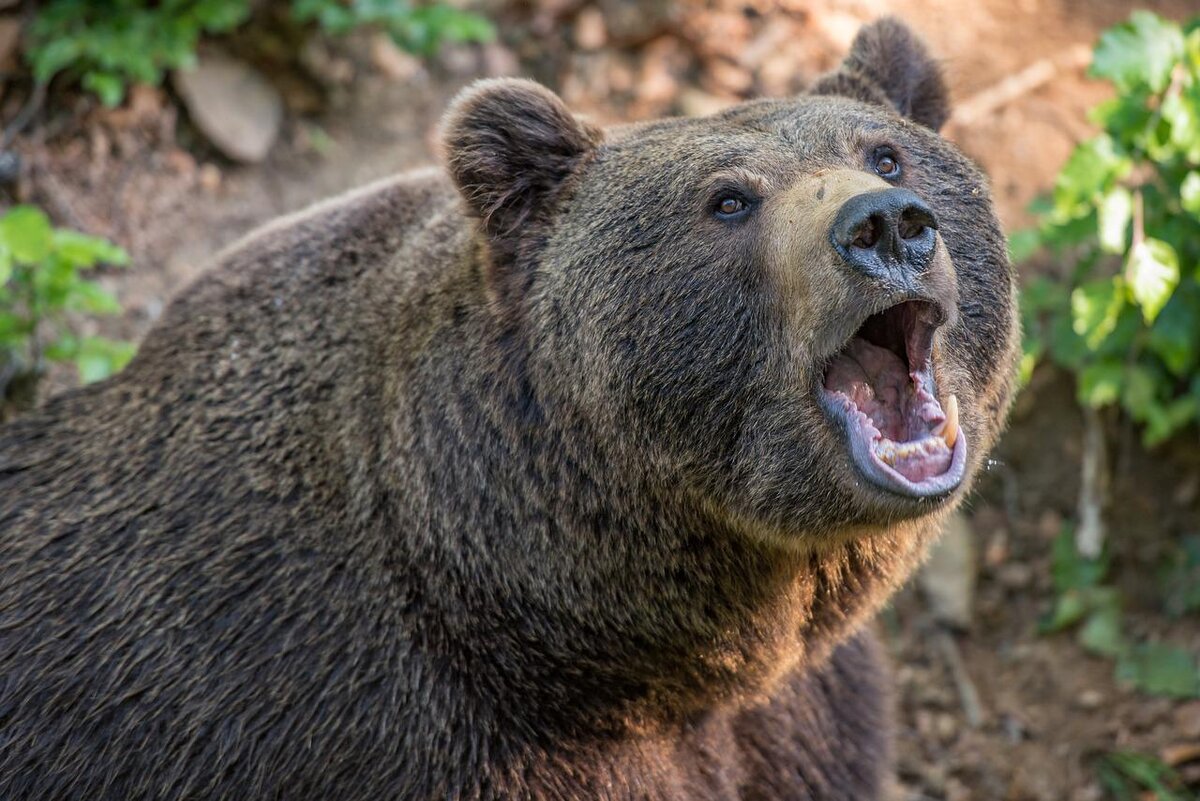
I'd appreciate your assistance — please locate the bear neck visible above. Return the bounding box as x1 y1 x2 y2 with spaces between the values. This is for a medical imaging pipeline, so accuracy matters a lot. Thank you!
380 296 940 741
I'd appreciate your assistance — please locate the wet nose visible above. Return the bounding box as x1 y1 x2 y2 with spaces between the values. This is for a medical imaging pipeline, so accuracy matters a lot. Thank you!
830 188 938 282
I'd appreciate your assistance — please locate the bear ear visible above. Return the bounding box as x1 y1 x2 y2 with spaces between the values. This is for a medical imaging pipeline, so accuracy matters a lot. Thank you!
441 79 602 259
811 18 949 132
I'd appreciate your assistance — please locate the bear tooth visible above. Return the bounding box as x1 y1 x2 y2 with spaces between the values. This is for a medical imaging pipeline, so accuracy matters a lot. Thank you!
933 394 959 447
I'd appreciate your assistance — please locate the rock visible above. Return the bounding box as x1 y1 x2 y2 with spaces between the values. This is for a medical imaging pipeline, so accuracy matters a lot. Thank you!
997 562 1033 590
919 511 977 629
574 7 607 50
370 33 422 81
438 44 479 77
635 37 684 110
597 0 673 45
678 89 736 118
173 51 283 164
936 712 959 742
1174 700 1200 739
0 150 19 186
945 777 972 801
811 10 867 51
1076 689 1103 709
1070 785 1104 801
300 37 355 86
198 164 222 194
705 59 753 96
1037 508 1063 540
482 43 520 78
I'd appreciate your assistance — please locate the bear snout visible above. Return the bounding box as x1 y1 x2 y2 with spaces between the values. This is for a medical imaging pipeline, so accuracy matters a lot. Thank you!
830 188 939 285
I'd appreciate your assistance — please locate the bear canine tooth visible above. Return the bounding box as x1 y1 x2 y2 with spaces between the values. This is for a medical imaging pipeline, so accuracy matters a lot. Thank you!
933 394 959 447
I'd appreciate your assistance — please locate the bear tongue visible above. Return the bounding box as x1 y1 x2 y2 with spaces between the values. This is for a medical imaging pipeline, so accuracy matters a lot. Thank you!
823 338 912 441
824 337 955 484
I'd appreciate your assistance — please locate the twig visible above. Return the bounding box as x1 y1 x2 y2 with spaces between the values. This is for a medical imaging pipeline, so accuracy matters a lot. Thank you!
934 627 984 729
948 45 1091 129
1 80 47 150
1076 405 1108 559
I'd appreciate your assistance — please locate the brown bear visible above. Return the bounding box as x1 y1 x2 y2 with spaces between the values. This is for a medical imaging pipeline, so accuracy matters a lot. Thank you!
0 17 1018 800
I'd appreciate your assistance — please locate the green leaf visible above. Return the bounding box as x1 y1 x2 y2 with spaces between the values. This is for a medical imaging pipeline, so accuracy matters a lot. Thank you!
66 282 122 315
1162 82 1200 161
1143 395 1199 447
1090 11 1185 93
1040 588 1089 633
1126 238 1180 323
43 333 78 362
1120 363 1158 420
1079 596 1125 657
1052 135 1131 219
1007 228 1041 264
1078 360 1124 408
1182 171 1200 216
53 229 129 268
0 247 11 286
1092 94 1158 153
1100 751 1190 801
1071 279 1126 350
82 70 126 107
1116 643 1200 698
1149 285 1200 376
1164 536 1200 618
1097 186 1132 254
0 206 54 264
1051 527 1107 592
74 336 135 383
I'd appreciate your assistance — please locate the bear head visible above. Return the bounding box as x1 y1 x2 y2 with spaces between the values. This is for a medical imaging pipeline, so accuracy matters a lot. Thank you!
442 17 1018 551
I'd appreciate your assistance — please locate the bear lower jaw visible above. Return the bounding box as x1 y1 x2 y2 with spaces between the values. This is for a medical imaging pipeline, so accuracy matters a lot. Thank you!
824 388 967 498
821 300 967 498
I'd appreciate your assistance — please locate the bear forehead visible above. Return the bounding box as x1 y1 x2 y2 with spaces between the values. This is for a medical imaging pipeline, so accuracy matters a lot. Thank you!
602 96 925 166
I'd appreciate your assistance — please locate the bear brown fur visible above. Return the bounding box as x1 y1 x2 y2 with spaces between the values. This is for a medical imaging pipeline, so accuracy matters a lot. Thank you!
0 17 1018 800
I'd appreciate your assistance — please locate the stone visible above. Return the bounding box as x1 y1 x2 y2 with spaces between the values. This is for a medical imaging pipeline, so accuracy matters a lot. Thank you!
678 89 736 118
574 7 607 50
1174 699 1200 739
919 511 977 629
997 561 1033 589
173 51 283 164
370 33 423 82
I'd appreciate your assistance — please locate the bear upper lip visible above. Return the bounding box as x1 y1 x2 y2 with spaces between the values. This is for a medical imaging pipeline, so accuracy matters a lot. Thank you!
818 297 966 499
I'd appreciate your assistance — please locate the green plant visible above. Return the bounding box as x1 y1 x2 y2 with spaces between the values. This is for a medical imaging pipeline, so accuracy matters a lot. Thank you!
1041 527 1200 699
1098 751 1195 801
25 0 252 107
293 0 494 57
1163 535 1200 618
0 206 135 400
22 0 494 107
1018 11 1200 447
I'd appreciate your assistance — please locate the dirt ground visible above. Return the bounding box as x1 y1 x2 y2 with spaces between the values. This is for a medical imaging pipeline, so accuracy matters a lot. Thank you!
5 1 1200 799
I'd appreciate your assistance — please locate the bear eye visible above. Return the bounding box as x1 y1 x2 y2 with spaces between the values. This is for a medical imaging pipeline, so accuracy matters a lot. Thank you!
872 148 901 180
714 194 751 220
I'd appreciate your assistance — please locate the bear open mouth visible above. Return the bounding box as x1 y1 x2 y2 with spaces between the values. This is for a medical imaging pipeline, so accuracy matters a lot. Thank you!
820 300 967 498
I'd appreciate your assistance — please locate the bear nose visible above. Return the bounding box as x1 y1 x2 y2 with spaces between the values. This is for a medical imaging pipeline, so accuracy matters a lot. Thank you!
830 188 938 282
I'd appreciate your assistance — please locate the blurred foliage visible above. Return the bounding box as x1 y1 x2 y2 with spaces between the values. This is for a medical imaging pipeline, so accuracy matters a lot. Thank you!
1041 528 1200 699
0 206 134 397
1017 11 1200 447
293 0 495 57
1098 751 1195 801
23 0 495 107
25 0 252 107
1162 535 1200 618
